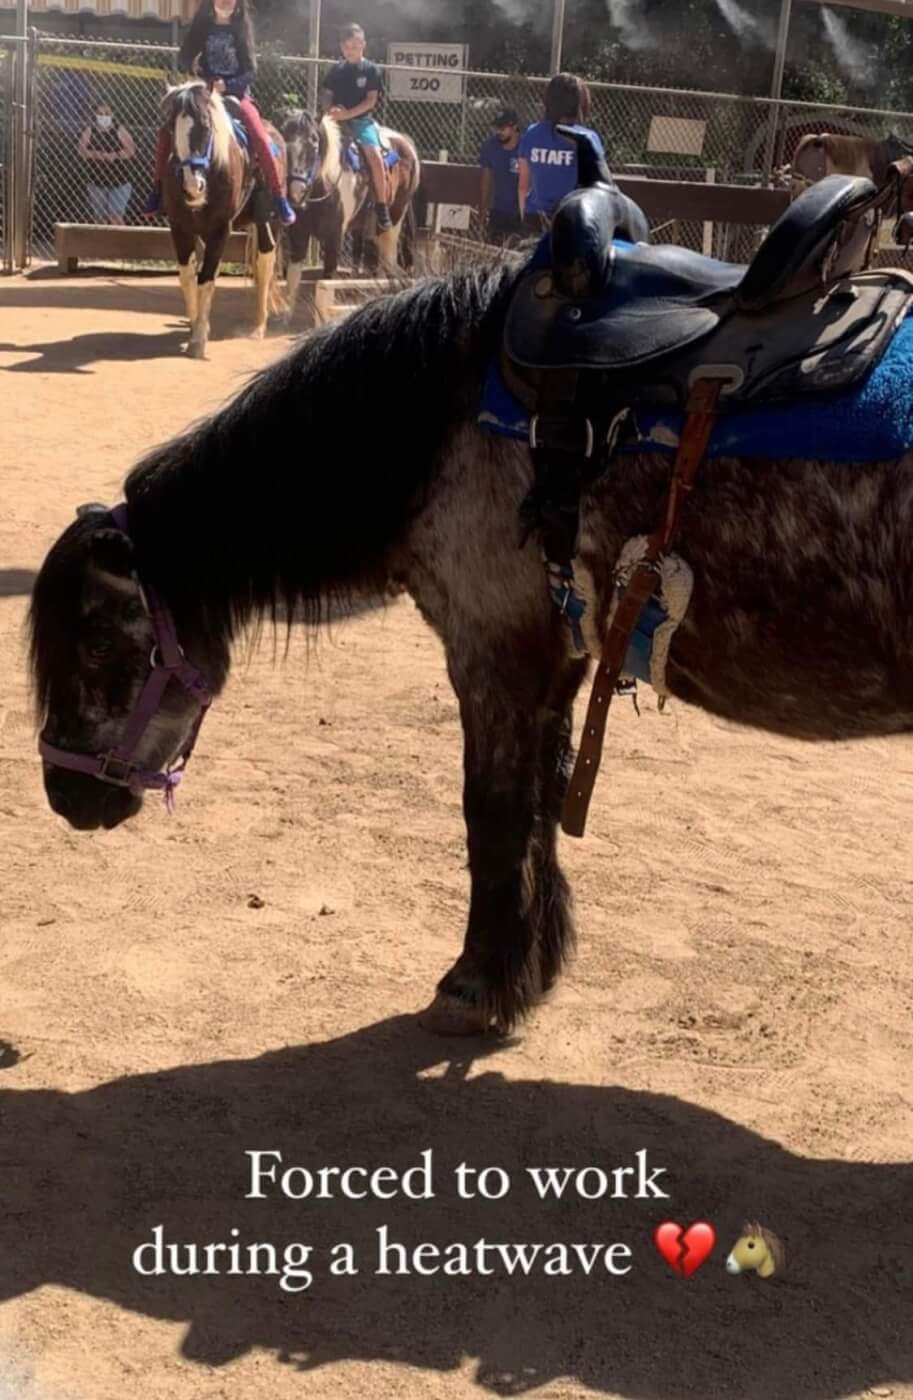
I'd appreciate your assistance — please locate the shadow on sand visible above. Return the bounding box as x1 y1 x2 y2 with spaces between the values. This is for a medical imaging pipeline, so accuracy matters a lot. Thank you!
1 1013 910 1396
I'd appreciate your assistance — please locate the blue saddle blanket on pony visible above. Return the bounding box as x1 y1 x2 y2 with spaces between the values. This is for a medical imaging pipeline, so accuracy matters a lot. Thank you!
480 240 913 465
344 144 400 174
228 118 282 164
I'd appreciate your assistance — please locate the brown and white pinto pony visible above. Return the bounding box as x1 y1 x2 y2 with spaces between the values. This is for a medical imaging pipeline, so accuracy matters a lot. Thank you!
159 81 286 358
281 110 419 319
789 131 913 201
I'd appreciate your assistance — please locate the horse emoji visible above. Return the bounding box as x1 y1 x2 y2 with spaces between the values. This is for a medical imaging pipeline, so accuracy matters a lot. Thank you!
725 1221 785 1280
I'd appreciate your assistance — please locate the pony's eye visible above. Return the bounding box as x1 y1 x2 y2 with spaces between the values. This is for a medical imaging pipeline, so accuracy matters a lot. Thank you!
86 642 111 666
82 626 113 665
747 1241 756 1249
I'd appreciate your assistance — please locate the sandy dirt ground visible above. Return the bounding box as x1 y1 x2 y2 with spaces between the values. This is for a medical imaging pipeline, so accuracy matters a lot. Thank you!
1 270 912 1400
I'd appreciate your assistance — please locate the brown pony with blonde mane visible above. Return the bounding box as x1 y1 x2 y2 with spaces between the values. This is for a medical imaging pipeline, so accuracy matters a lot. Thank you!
159 80 287 358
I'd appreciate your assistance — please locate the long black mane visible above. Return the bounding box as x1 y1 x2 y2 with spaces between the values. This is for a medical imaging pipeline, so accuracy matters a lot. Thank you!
29 264 518 718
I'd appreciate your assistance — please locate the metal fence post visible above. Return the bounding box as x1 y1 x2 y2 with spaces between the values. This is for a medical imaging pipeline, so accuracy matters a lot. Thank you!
11 45 24 269
7 29 35 271
761 99 783 185
307 0 321 117
1 45 13 272
22 26 37 267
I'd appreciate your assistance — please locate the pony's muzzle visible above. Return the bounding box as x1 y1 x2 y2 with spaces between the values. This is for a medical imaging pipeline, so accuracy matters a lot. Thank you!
725 1253 741 1274
183 172 206 203
44 762 143 831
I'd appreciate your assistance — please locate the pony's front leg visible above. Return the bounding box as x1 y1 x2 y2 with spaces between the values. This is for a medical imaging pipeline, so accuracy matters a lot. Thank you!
178 259 198 326
282 217 309 327
287 260 304 322
374 222 399 273
173 231 198 329
421 653 585 1036
188 230 228 360
323 221 342 278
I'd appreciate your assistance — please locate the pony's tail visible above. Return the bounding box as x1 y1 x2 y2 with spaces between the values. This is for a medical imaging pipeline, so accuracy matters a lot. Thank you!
272 231 288 304
245 223 257 287
401 199 416 273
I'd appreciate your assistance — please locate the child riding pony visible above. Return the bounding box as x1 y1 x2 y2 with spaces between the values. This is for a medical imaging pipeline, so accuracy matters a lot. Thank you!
145 0 294 227
321 21 392 233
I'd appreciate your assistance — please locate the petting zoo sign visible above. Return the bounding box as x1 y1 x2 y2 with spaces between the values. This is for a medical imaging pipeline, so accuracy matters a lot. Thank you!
385 43 468 103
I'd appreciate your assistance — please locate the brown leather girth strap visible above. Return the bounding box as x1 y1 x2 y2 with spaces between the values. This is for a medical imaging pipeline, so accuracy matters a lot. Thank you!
560 377 725 839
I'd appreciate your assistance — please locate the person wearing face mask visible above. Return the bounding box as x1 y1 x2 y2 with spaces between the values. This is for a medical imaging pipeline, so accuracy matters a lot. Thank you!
479 107 524 246
78 101 137 225
143 0 295 226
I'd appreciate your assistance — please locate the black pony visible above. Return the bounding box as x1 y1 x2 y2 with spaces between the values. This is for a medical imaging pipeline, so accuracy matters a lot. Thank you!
28 259 913 1035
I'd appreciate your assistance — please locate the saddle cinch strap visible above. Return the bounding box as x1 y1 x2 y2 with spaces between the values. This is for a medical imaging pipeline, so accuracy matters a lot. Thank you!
504 151 913 838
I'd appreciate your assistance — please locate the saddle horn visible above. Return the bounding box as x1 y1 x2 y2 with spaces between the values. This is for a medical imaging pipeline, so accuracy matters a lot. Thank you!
549 127 650 297
555 124 614 189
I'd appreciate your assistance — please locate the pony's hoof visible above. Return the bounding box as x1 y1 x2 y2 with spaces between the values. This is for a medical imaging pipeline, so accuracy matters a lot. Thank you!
249 326 266 342
186 341 207 360
418 992 493 1037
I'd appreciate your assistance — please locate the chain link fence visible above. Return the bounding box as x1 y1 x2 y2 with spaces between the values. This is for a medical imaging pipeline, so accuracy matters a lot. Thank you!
32 36 172 254
7 35 913 267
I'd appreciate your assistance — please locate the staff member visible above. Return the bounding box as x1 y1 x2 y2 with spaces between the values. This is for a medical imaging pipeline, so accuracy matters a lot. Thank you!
479 107 524 245
518 72 607 230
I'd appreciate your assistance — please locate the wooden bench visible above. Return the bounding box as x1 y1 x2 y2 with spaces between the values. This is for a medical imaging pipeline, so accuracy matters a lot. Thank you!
310 278 404 325
54 223 250 273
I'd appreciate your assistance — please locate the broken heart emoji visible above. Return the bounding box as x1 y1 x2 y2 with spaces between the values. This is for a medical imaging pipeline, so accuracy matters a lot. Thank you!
654 1220 717 1277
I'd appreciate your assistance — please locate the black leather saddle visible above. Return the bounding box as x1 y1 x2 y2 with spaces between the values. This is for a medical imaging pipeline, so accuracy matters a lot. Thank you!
504 131 913 836
503 151 913 416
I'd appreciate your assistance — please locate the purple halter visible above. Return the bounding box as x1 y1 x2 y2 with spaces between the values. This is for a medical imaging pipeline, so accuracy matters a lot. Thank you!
38 503 213 813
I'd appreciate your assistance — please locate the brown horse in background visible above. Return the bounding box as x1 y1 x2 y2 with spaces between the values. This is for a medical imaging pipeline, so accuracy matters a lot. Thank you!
159 81 286 358
281 111 419 319
785 130 913 251
788 131 913 201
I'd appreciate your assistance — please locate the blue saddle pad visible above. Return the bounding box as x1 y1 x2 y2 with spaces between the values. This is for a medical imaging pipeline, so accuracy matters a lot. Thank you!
230 117 248 149
343 143 401 174
480 298 913 466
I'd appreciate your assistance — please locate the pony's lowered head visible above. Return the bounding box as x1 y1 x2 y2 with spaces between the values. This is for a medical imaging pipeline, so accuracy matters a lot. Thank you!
28 504 228 831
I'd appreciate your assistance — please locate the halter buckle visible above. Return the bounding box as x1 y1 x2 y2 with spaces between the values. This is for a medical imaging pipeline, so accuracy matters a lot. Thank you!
97 752 137 788
149 642 184 670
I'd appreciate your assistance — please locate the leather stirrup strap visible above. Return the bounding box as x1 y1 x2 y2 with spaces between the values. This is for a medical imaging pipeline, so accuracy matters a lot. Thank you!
560 377 725 839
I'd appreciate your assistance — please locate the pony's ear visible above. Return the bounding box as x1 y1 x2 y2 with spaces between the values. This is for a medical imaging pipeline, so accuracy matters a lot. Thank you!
88 526 135 587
